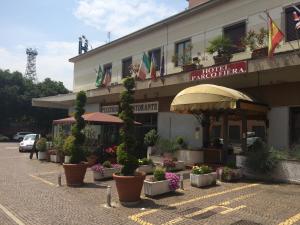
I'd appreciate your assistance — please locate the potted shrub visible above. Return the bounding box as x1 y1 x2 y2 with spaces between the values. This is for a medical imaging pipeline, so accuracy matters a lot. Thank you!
144 129 159 158
136 158 155 174
242 28 268 59
217 160 242 182
158 138 179 158
163 158 185 171
104 145 118 164
190 165 217 187
63 91 88 186
113 77 146 205
91 161 122 180
49 150 60 163
52 129 65 163
171 44 196 72
36 137 47 160
144 168 180 197
63 135 75 163
207 36 233 65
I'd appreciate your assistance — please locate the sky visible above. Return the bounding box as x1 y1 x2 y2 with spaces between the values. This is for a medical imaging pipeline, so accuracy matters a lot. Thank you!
0 0 187 90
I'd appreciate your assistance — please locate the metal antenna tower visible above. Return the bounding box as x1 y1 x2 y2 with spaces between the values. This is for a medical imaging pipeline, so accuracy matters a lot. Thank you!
25 48 38 81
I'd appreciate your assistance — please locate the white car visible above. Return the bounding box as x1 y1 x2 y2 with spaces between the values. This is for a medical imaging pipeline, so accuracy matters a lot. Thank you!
13 132 33 142
19 134 39 152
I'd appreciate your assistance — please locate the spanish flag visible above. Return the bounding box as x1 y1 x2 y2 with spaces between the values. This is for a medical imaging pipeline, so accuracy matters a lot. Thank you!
268 14 284 57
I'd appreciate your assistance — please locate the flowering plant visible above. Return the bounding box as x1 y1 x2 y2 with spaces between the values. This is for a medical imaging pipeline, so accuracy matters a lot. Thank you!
91 163 121 175
105 145 117 156
163 159 176 169
191 165 212 175
165 172 180 190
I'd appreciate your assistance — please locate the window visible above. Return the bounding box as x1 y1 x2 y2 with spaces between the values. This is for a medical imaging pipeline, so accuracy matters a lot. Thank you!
285 5 300 42
290 107 300 145
148 48 161 70
103 63 112 75
175 39 191 67
122 57 132 78
223 21 246 53
229 125 241 142
211 125 221 138
252 126 266 139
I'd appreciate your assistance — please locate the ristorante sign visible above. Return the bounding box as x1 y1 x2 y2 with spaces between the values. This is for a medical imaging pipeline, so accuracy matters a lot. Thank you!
190 61 247 81
101 101 159 115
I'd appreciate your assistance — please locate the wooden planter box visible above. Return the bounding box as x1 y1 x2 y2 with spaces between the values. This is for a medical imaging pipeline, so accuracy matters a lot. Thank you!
93 168 120 180
136 165 154 174
144 179 171 196
190 172 217 187
38 152 47 160
50 155 60 163
217 168 242 182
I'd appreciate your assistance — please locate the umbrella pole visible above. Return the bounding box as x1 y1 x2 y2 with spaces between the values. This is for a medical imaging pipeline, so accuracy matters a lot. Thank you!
222 112 229 164
241 111 247 153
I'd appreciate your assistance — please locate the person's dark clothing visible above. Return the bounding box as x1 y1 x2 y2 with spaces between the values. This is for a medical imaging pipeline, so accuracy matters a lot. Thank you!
29 135 39 159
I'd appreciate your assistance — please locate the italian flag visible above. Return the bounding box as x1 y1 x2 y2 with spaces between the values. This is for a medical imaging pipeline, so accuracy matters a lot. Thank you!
150 53 157 81
268 14 284 57
138 53 150 80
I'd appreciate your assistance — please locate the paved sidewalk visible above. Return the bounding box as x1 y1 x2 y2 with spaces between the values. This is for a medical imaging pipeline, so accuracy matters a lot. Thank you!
0 142 299 225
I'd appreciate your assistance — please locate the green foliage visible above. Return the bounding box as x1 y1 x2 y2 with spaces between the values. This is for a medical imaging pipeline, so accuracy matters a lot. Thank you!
144 129 159 146
246 140 280 174
36 137 47 152
175 136 187 149
157 138 179 154
0 134 9 142
53 127 65 154
63 135 75 156
102 160 112 168
70 91 87 164
117 77 139 175
138 158 153 166
0 69 69 135
171 43 193 66
206 36 233 57
191 165 212 175
226 159 237 169
153 168 166 181
242 28 268 51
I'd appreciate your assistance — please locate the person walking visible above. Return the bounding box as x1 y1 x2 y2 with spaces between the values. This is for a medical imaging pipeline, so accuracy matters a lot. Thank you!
29 134 40 159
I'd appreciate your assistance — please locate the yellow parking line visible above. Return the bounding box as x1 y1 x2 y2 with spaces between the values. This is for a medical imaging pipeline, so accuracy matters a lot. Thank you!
29 174 55 186
0 203 26 225
220 205 246 215
129 183 260 225
278 212 300 225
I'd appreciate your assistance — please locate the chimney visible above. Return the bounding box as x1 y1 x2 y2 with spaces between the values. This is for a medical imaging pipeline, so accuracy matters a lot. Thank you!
187 0 210 9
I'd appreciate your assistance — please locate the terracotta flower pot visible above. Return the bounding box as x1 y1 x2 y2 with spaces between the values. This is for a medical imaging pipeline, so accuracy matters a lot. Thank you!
251 47 268 59
113 172 146 204
63 163 88 186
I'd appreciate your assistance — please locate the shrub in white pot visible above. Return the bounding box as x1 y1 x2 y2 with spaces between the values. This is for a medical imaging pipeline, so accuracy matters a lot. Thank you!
63 135 75 164
163 158 185 172
92 161 121 180
217 166 242 182
49 150 60 163
144 129 159 158
144 168 180 197
36 138 47 160
190 165 217 187
136 158 155 174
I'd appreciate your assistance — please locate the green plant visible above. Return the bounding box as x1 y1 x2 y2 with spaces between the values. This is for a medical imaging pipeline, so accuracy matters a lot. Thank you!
117 77 139 175
138 158 153 166
206 36 233 57
144 129 159 146
242 28 268 51
191 165 212 175
36 138 47 152
246 139 280 174
63 135 75 156
226 159 237 169
158 138 179 154
53 127 65 154
172 44 193 66
70 91 87 164
153 168 166 181
0 134 9 142
102 160 112 168
175 136 187 149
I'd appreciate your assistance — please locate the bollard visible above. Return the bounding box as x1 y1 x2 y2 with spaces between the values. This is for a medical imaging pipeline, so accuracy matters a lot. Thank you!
57 173 62 186
106 186 112 207
180 174 184 190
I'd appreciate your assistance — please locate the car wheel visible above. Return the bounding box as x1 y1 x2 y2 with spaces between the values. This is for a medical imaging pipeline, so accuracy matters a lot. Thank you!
18 138 22 142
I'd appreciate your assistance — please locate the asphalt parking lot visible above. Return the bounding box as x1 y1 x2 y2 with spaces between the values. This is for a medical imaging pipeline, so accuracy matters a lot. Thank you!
0 142 299 225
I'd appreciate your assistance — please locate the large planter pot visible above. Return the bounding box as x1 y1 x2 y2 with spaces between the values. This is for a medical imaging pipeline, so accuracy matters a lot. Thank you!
63 163 88 186
147 146 156 159
190 172 217 187
251 47 268 59
93 167 120 180
113 172 146 204
236 155 247 168
136 165 154 174
50 155 60 163
217 168 242 182
176 149 204 164
174 161 185 171
213 55 231 65
64 156 71 164
144 179 171 197
38 151 47 160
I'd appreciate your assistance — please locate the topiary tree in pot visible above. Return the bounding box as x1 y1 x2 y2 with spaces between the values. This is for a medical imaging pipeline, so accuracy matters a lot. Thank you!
144 129 159 159
63 91 88 186
207 36 233 65
113 77 146 204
